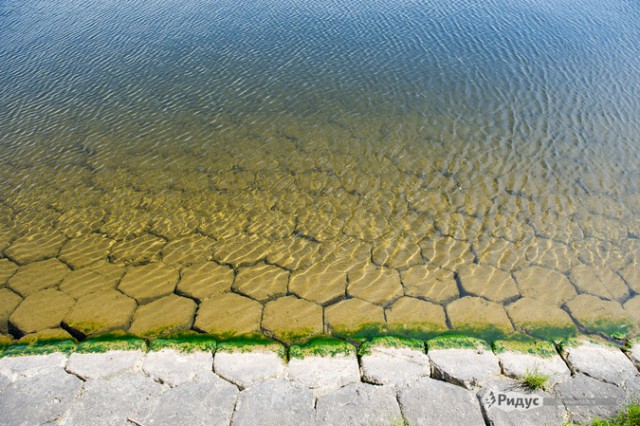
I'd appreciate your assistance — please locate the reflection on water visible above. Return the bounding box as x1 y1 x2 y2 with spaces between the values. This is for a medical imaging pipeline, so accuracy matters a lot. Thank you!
1 0 639 342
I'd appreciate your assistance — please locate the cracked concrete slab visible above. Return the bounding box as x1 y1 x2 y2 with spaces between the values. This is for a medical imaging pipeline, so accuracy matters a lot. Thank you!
66 350 143 380
429 347 502 389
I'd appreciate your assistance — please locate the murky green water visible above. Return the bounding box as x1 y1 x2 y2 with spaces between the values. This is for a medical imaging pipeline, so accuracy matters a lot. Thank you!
1 0 639 343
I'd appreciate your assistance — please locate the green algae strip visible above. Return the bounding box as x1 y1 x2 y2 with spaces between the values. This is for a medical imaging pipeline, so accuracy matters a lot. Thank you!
75 332 147 353
216 337 286 358
492 338 558 358
1 338 77 357
149 331 217 352
358 336 425 356
290 337 355 359
427 334 489 351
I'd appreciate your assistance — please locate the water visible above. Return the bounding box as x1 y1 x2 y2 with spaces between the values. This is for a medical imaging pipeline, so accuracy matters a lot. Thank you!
1 0 639 342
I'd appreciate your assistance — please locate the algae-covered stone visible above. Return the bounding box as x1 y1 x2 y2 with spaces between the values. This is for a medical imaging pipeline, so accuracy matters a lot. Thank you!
427 335 489 351
59 269 120 299
59 234 114 269
346 262 403 305
493 339 571 386
18 328 75 345
4 231 67 265
565 294 635 337
194 293 263 338
262 296 323 343
118 262 179 304
289 337 355 359
514 266 577 306
0 289 21 334
289 262 347 304
63 290 137 337
446 296 514 340
176 262 234 301
9 289 75 335
325 298 384 338
8 259 70 297
76 332 147 353
569 264 630 302
385 296 447 339
506 297 577 339
457 263 519 303
161 234 215 266
233 263 289 302
149 332 217 353
110 233 166 264
0 258 18 285
400 264 459 303
128 294 196 338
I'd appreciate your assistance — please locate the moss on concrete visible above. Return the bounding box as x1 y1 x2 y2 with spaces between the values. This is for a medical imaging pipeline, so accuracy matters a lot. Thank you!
216 337 285 358
358 336 425 356
427 334 489 351
289 337 355 359
75 331 147 353
149 331 217 352
1 338 76 357
492 338 558 358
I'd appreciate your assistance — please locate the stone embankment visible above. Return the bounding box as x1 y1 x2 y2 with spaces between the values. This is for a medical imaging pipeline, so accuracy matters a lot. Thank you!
0 335 639 425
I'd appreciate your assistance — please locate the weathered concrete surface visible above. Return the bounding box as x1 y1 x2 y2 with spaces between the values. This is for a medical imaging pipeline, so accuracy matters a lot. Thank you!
385 296 447 338
143 349 214 387
262 296 324 343
0 352 68 381
398 377 485 425
478 377 568 426
231 379 316 426
63 289 137 337
628 341 640 370
9 289 75 335
144 379 239 426
429 347 502 389
361 345 430 387
315 382 402 425
562 340 639 386
65 373 166 425
287 354 360 395
66 350 143 380
556 374 627 424
0 368 82 425
214 350 285 389
497 350 571 386
506 297 578 339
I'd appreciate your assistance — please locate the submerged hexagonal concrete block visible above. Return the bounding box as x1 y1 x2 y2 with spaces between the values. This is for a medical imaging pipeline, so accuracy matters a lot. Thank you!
63 289 137 337
262 296 323 343
128 294 196 338
194 293 263 338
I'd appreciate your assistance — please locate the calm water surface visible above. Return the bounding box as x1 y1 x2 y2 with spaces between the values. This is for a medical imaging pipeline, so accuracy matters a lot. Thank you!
1 0 639 341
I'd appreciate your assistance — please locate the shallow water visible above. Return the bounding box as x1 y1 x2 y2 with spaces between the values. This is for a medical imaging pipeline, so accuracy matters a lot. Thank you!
1 0 639 342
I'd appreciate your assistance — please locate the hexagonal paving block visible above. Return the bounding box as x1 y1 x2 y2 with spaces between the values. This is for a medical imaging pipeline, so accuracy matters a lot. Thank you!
0 289 22 334
346 263 403 305
386 297 448 338
128 294 196 338
233 263 289 302
290 261 347 304
565 294 635 336
446 296 514 337
9 289 75 335
325 298 385 337
63 289 137 337
4 231 67 265
59 269 120 299
457 263 519 303
59 234 114 269
176 261 234 301
623 296 640 323
110 234 166 264
569 265 629 302
400 265 458 303
194 293 263 338
161 234 215 266
118 262 179 304
506 297 577 339
0 258 18 285
8 259 70 297
262 296 323 343
371 237 423 269
514 266 577 306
